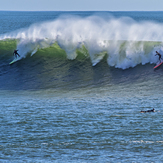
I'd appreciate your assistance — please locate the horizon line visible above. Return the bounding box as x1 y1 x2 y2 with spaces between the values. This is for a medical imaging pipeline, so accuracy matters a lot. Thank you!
0 10 163 12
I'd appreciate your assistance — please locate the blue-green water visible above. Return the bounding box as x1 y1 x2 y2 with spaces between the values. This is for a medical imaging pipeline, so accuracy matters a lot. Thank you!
1 11 163 162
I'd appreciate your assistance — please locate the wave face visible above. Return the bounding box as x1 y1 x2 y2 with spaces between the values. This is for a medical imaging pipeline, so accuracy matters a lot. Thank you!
1 12 163 90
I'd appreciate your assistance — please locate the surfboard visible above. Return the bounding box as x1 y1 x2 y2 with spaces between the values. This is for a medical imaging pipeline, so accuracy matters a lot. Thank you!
153 61 163 69
9 58 20 65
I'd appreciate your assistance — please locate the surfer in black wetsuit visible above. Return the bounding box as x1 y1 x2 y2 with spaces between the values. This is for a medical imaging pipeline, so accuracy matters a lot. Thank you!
13 50 20 58
155 51 162 63
140 108 155 113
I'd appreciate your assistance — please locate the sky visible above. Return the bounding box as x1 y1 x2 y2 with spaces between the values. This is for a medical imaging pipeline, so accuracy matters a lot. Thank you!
0 0 163 11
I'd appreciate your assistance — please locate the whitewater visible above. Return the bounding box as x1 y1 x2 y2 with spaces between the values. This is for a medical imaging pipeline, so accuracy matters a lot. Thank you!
1 13 163 69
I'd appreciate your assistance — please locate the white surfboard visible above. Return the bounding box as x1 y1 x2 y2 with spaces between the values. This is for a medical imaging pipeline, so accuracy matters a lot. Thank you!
9 57 20 65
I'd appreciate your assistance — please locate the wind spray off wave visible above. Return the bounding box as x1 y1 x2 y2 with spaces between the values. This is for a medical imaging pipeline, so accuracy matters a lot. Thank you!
1 14 163 69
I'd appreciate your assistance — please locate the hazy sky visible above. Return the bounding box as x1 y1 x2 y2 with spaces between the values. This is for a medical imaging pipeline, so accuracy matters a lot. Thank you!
0 0 163 11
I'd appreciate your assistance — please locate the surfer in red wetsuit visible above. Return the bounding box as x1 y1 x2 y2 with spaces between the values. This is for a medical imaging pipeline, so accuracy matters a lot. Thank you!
13 50 20 58
155 51 162 63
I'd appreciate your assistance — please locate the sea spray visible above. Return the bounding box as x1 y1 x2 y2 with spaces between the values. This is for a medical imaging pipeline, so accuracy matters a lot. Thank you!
1 14 163 69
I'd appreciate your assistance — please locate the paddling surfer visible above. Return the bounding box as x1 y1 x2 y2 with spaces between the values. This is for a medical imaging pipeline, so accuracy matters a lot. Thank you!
155 51 162 63
13 50 20 58
140 108 155 113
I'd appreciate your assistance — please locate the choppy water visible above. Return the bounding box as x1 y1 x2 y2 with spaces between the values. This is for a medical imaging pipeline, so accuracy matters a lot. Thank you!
1 11 163 162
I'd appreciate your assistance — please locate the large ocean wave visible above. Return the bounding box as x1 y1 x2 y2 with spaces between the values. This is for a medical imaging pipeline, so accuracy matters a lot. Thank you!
1 14 163 70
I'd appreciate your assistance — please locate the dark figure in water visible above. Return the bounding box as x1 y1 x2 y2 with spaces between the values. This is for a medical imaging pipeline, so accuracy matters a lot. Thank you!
13 50 20 58
140 108 155 113
155 51 162 63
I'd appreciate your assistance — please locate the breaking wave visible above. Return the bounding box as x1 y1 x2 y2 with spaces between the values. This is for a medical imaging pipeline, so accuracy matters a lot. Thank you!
1 14 163 69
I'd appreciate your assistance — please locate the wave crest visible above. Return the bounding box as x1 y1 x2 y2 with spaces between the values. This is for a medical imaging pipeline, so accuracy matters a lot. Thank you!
1 15 163 69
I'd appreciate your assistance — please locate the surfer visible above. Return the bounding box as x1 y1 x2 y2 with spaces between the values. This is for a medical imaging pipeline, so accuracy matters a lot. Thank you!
155 51 162 63
13 50 20 58
140 108 155 113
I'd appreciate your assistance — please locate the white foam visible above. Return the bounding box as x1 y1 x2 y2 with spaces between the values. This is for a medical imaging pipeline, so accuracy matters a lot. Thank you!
1 14 163 69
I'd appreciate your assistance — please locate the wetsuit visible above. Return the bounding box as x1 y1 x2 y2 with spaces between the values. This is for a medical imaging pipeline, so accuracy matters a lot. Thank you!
13 50 20 58
155 51 162 63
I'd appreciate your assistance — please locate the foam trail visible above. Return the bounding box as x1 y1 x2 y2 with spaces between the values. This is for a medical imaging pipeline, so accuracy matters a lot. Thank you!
1 14 163 69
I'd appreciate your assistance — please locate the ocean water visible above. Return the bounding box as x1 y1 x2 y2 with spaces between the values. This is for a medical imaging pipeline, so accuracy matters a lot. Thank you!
1 11 163 162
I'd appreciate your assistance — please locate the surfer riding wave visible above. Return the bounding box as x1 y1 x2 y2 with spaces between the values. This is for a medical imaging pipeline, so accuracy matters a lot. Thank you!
155 51 162 63
13 50 20 58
